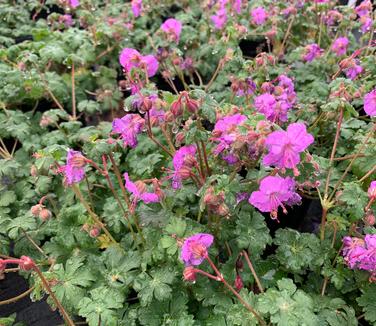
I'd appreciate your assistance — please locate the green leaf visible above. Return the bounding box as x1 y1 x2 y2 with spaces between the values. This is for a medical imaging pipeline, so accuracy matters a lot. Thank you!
339 183 368 221
357 284 376 324
78 286 124 326
0 191 16 206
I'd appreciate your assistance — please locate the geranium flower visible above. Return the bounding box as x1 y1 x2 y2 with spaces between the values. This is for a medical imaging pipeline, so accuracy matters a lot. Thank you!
355 0 372 17
364 89 376 116
368 181 376 199
254 93 277 118
251 7 267 26
131 0 142 17
171 145 197 189
70 0 79 8
249 176 301 219
303 43 323 62
344 60 363 80
342 235 376 273
263 123 314 171
211 8 227 29
61 150 86 185
161 18 182 43
360 16 372 33
112 114 145 148
119 48 158 77
324 10 343 26
331 37 349 56
124 173 159 206
180 233 214 266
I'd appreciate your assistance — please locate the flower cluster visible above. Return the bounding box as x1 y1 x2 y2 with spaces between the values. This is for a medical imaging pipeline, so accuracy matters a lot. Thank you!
342 235 376 279
355 0 373 33
254 75 296 123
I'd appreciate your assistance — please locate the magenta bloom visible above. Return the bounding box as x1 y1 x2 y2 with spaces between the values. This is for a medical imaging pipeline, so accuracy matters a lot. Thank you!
249 176 301 218
171 145 197 189
119 48 158 77
254 93 277 118
70 0 79 8
234 0 242 14
331 37 349 56
303 43 323 62
342 235 376 273
360 16 373 33
344 60 363 80
263 123 314 171
251 7 267 26
161 18 182 43
112 114 145 148
211 8 227 30
324 10 342 26
368 181 376 199
180 233 214 266
131 0 142 17
61 150 86 185
355 0 372 17
364 89 376 117
124 173 159 204
59 14 73 27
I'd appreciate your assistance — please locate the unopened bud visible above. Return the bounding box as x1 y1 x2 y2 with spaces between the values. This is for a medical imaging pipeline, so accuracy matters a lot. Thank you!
164 111 175 122
141 97 153 112
364 211 375 226
171 100 183 117
30 165 38 177
135 181 147 194
19 256 34 271
39 208 52 221
183 266 197 282
178 167 192 179
234 274 243 291
31 204 42 217
175 132 185 146
216 204 229 217
89 227 100 238
186 98 199 113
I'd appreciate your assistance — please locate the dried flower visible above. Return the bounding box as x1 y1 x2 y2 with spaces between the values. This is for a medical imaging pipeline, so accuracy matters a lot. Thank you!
180 233 214 266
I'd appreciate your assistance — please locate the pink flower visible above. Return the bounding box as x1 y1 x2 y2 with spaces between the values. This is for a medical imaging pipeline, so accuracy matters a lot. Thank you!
70 0 79 8
112 114 145 148
234 0 242 14
331 37 349 56
212 114 247 161
119 48 159 77
249 176 301 218
342 235 376 274
171 145 197 189
131 0 142 17
344 60 363 80
263 123 314 172
360 16 373 34
61 150 86 185
180 233 214 266
211 8 227 30
303 43 323 62
355 0 372 17
364 89 376 117
161 18 182 43
368 181 376 199
124 173 159 207
59 14 73 27
324 10 343 26
251 7 268 26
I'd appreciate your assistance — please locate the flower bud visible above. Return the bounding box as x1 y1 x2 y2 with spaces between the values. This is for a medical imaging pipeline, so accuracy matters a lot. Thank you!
39 208 52 221
19 256 34 271
186 98 199 113
141 97 153 112
216 204 229 217
135 181 147 194
30 165 38 177
39 115 53 128
175 132 185 146
178 167 192 179
89 227 100 238
183 266 197 282
171 100 183 117
234 274 243 291
364 211 375 226
31 204 42 217
164 111 175 122
183 154 196 167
